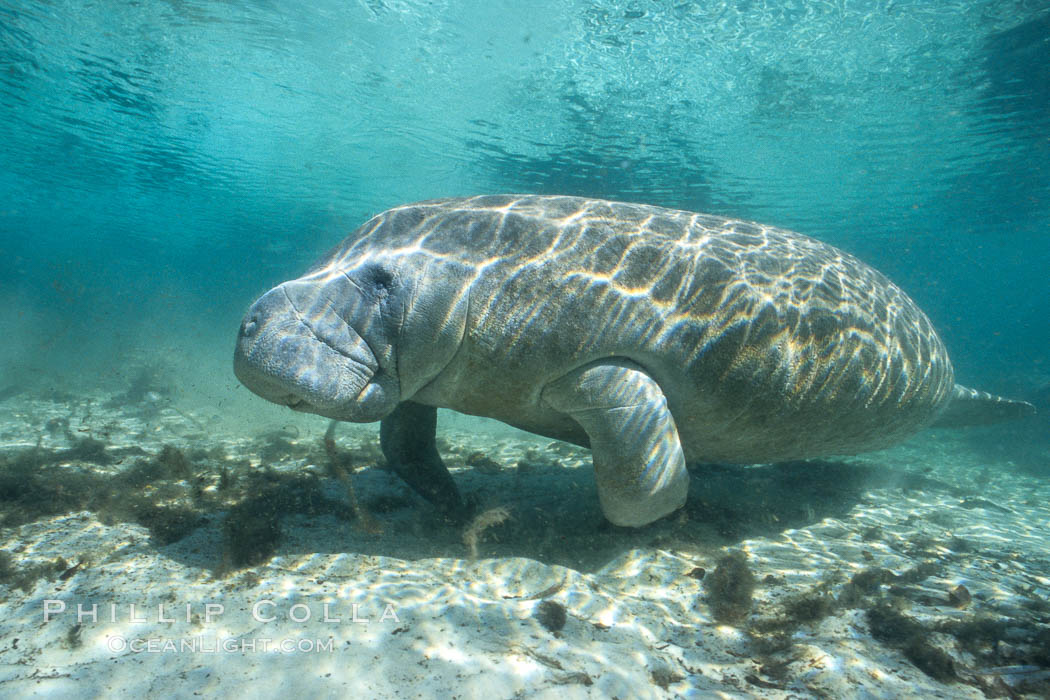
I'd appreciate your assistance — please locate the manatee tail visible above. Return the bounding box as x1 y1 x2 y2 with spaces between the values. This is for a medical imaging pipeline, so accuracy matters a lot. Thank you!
930 384 1036 428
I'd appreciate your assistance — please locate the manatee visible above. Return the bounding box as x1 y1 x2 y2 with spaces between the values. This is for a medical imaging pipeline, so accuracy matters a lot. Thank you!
233 195 1034 526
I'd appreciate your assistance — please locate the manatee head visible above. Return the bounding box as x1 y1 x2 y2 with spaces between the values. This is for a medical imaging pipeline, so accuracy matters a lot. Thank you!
233 264 400 422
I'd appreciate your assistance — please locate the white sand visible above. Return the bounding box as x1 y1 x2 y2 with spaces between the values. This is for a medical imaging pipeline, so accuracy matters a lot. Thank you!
0 395 1047 698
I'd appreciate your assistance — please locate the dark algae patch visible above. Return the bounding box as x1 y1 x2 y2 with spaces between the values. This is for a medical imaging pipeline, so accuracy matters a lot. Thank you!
120 444 194 485
0 551 70 593
535 600 567 633
0 451 96 527
0 439 352 576
222 503 282 570
705 551 755 623
123 501 205 546
866 604 958 683
703 549 1050 696
781 589 836 624
220 472 349 571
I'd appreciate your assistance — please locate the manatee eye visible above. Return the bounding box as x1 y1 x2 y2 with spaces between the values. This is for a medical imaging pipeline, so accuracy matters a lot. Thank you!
362 264 394 295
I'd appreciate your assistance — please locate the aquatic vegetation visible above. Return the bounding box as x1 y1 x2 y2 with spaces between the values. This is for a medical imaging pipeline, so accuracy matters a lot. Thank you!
860 525 884 541
0 436 353 571
0 447 99 527
942 614 1050 671
63 622 83 650
332 464 383 535
462 506 511 559
465 451 501 475
781 589 836 624
749 577 839 654
361 494 414 514
948 584 972 608
534 600 567 633
218 466 234 491
844 569 1050 692
705 550 755 623
839 567 898 606
0 551 69 593
119 444 193 485
60 436 114 465
865 604 958 683
255 426 313 463
122 499 204 545
744 552 1050 693
325 420 382 535
220 472 348 572
515 448 561 474
221 501 282 570
649 662 684 690
896 560 943 584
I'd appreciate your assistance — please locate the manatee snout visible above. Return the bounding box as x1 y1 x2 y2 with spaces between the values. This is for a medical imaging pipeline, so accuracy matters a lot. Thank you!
233 278 399 421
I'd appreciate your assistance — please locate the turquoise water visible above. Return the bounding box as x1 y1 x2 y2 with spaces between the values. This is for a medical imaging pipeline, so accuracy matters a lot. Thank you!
1 3 1050 696
1 0 1047 398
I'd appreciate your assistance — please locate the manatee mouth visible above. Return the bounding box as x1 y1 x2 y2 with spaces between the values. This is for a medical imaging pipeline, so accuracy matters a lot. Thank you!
233 282 396 422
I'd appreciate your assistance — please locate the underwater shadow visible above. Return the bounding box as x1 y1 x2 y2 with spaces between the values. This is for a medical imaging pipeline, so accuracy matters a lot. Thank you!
0 430 965 582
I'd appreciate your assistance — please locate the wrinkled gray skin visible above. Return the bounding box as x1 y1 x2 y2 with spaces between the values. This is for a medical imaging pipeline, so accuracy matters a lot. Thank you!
234 195 1034 527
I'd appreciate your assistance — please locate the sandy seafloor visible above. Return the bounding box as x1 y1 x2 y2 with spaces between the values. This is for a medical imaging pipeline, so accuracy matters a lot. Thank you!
0 385 1047 699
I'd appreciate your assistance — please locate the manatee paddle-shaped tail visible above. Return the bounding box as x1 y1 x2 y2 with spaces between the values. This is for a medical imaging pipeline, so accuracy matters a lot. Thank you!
930 384 1036 428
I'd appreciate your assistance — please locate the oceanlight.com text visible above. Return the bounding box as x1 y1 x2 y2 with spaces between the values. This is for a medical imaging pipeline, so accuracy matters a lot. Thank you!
106 636 336 654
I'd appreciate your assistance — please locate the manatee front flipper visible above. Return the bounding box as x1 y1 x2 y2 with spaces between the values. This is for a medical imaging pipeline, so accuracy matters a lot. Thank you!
541 360 689 527
380 401 466 520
